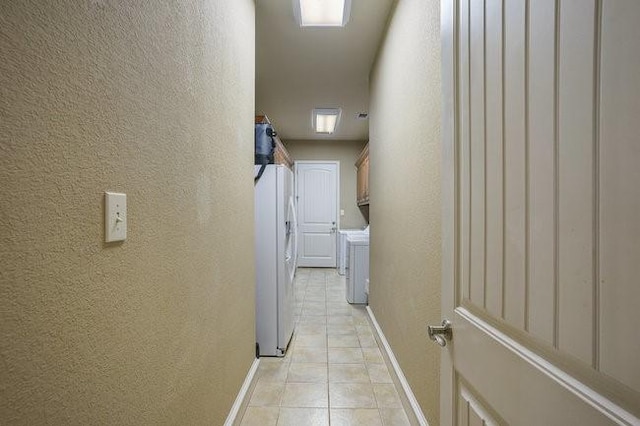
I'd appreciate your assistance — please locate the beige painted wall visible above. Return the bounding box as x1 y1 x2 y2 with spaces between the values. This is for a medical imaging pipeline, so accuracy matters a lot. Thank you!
368 0 442 423
0 1 255 424
283 140 368 229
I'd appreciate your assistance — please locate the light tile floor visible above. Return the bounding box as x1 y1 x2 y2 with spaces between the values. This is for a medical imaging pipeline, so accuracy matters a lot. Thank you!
241 268 412 426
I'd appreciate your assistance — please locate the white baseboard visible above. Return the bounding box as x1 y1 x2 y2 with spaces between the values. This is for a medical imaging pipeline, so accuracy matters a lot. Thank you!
224 357 261 426
366 306 429 426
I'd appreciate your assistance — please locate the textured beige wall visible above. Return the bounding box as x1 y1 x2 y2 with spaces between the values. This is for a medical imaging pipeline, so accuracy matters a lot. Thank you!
0 1 255 424
283 140 369 229
368 0 442 423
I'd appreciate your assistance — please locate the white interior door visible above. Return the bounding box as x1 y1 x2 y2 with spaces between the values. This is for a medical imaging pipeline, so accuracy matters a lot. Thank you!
296 162 339 267
440 1 640 424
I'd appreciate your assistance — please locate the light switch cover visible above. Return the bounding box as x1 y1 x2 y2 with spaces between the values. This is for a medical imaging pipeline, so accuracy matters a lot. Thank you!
105 192 127 242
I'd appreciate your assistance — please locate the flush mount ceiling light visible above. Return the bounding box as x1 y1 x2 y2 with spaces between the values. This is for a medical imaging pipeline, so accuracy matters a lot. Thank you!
294 0 352 27
313 108 341 134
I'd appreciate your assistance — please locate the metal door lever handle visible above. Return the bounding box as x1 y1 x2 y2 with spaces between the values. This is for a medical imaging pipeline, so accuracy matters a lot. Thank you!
427 319 452 347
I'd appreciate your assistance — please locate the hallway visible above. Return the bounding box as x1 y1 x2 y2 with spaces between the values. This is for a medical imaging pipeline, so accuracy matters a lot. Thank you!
240 268 411 426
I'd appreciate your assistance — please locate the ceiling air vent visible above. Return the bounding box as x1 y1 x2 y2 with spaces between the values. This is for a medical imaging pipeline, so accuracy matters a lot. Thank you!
356 112 369 120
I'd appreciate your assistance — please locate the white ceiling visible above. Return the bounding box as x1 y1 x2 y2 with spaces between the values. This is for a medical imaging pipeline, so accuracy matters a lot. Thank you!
256 0 394 141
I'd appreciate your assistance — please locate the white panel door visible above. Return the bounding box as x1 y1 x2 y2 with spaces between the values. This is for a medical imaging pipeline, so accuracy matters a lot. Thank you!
440 1 640 424
296 162 339 267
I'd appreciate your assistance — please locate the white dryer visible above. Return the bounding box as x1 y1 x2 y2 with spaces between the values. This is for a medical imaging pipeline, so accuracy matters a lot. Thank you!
337 227 369 275
345 234 369 304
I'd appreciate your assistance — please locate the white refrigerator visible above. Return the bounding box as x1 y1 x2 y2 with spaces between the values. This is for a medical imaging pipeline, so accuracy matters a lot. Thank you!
255 164 297 357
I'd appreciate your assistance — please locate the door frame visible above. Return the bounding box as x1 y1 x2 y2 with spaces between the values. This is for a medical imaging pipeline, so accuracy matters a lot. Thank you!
440 0 457 423
294 160 341 267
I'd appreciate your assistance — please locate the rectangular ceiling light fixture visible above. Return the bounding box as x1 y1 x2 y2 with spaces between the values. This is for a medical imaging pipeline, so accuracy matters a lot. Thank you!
313 108 341 134
295 0 352 27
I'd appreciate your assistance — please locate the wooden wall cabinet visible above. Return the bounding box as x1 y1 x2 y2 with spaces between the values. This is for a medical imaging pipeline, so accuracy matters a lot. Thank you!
355 143 369 206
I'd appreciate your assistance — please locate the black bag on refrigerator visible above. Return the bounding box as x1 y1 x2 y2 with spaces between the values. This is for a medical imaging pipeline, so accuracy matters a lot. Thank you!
255 122 276 183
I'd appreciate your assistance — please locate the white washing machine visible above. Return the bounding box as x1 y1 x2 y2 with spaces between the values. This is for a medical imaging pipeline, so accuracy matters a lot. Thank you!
337 226 369 275
345 234 369 304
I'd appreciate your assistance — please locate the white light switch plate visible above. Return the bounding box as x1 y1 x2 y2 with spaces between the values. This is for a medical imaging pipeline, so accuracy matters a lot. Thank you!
340 209 345 216
105 192 127 242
